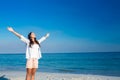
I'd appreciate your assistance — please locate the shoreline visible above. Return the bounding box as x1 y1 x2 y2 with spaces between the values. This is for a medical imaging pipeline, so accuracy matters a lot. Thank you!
1 69 120 77
0 71 120 80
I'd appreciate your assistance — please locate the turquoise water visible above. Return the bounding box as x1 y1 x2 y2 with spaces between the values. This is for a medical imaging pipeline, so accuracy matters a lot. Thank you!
0 52 120 76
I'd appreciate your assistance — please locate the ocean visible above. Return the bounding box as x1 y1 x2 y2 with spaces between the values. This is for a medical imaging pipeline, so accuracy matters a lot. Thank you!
0 52 120 76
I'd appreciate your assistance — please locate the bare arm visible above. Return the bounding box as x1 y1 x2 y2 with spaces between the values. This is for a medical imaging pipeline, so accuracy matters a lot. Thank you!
7 27 29 43
7 27 21 38
38 33 50 43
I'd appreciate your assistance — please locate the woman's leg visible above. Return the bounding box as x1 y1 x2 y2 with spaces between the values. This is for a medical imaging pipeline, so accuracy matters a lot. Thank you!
26 68 32 80
31 68 37 80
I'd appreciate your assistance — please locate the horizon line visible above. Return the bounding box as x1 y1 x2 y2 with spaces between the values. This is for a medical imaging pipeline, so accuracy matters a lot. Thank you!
0 51 120 54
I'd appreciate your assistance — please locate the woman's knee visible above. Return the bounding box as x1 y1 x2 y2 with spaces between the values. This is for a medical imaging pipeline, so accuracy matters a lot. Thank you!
27 71 32 75
31 71 36 75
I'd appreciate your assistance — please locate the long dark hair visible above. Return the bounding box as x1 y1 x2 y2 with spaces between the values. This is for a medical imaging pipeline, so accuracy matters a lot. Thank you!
28 32 40 47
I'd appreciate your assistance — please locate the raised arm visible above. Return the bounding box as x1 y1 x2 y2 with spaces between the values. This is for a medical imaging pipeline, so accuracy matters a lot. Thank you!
7 27 21 38
38 33 50 43
7 27 29 43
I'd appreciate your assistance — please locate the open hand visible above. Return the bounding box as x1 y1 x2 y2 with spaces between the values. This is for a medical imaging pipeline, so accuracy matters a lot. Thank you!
46 33 50 38
7 27 14 32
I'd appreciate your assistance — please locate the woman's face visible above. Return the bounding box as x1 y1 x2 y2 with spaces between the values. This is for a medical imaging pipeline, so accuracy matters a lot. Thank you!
30 32 36 38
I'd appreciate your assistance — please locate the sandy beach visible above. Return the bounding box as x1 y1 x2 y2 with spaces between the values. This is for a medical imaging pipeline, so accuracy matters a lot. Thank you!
0 71 120 80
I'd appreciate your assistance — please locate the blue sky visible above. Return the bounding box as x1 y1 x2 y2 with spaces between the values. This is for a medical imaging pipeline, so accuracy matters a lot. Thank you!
0 0 120 53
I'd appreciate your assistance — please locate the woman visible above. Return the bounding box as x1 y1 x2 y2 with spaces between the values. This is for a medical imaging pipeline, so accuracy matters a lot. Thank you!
7 27 50 80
